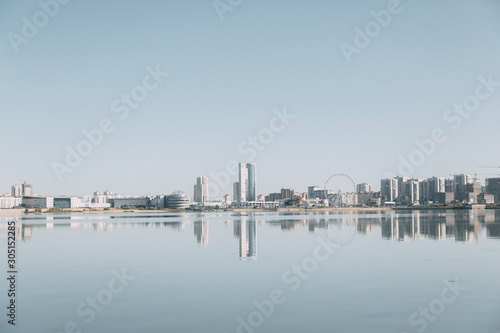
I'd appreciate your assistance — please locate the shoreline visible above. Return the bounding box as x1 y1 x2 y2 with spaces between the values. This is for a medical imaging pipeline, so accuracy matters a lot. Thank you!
1 205 498 216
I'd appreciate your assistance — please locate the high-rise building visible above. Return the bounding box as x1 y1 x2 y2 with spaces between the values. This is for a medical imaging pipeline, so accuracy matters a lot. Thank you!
233 163 256 202
454 174 478 202
193 176 209 203
308 186 320 198
454 174 473 186
406 179 420 205
381 178 398 202
357 183 372 194
22 182 33 196
419 177 445 203
445 179 456 193
233 182 241 202
486 178 500 203
11 185 22 197
281 188 295 200
11 183 33 197
395 176 409 201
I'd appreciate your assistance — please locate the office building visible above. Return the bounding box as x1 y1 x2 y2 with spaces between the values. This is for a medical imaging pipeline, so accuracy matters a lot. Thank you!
22 196 54 209
108 198 149 209
22 182 33 196
165 191 191 209
193 176 209 203
233 163 256 202
11 185 22 197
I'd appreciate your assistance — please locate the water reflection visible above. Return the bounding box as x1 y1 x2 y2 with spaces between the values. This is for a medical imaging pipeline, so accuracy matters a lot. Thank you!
234 219 257 260
1 210 499 249
379 210 498 242
194 221 209 246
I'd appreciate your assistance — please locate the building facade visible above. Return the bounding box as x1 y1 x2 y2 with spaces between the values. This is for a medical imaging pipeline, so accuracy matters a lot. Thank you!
233 163 256 202
486 178 500 203
194 176 209 203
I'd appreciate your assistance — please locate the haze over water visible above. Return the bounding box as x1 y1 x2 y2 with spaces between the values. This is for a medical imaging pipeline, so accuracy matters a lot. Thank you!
1 210 499 333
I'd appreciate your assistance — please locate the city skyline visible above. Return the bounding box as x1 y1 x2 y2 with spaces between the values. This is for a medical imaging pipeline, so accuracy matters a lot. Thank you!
4 168 500 206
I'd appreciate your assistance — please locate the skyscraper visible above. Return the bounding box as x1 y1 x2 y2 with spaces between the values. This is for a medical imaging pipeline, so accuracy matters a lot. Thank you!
381 178 398 202
233 163 256 202
11 185 22 197
193 176 209 203
22 182 33 196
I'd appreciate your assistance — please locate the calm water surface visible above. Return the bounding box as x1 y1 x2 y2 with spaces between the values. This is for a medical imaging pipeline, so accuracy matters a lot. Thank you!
0 210 499 333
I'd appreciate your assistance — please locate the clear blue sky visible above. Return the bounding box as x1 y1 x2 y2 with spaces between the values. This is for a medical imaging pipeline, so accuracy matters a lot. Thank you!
1 0 500 197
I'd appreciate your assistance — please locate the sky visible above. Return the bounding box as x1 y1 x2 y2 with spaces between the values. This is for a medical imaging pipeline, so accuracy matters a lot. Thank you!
1 0 500 197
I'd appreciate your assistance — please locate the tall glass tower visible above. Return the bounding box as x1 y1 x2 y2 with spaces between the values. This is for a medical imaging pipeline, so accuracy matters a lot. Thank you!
234 163 256 202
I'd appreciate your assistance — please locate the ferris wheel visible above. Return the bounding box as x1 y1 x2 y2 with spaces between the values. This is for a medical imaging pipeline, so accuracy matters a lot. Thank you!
323 173 356 207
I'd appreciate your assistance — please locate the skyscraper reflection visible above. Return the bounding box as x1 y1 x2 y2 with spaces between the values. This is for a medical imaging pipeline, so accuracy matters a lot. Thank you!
194 221 209 245
233 218 257 260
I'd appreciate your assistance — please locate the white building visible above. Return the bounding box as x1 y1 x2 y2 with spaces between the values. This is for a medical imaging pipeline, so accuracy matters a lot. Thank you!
11 185 22 197
0 197 22 209
194 176 209 203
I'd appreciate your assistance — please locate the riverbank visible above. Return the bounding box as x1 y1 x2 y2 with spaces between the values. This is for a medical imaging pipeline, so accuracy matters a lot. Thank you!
0 207 393 215
1 205 498 216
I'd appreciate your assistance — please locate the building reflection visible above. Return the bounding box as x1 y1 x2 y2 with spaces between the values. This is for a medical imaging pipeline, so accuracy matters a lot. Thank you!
233 218 257 260
0 210 499 246
309 219 328 232
378 210 500 242
268 219 307 231
194 221 209 245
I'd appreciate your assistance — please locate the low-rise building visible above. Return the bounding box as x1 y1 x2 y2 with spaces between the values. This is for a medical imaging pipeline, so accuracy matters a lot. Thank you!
22 196 54 209
0 197 22 209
